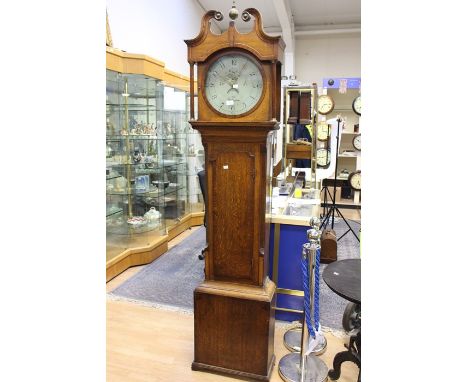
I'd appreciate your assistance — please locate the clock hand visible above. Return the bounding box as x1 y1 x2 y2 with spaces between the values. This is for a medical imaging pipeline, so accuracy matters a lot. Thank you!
235 59 249 82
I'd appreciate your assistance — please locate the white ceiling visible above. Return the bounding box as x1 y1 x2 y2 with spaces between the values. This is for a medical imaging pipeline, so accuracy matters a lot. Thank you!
196 0 360 33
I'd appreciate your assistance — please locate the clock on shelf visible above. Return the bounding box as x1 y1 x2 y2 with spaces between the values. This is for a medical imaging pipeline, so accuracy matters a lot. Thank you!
317 121 330 141
352 134 361 151
317 94 335 115
352 95 361 116
349 170 361 190
185 7 283 380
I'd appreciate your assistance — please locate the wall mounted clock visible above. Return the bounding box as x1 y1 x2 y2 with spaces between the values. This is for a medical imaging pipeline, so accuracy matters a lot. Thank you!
349 170 361 190
317 121 330 141
204 52 265 117
317 94 335 115
316 148 331 167
352 134 361 151
352 95 361 116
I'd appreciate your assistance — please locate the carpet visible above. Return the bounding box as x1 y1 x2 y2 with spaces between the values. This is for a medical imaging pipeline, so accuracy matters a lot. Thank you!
109 219 361 330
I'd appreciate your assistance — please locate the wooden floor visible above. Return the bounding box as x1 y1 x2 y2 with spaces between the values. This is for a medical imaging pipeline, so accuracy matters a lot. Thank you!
107 225 360 382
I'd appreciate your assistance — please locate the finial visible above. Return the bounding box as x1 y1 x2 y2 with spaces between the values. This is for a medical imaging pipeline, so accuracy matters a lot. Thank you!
229 1 239 20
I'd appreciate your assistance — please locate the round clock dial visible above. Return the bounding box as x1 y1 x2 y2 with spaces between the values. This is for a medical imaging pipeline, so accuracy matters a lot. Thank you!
317 95 335 115
352 134 361 151
352 95 361 116
317 122 330 141
349 171 361 190
204 53 264 116
316 148 331 167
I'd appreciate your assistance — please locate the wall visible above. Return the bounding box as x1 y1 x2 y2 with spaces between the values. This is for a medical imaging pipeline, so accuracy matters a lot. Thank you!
295 33 361 87
107 0 214 77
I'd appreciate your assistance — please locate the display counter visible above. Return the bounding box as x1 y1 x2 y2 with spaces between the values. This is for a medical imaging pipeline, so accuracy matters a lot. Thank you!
267 171 321 322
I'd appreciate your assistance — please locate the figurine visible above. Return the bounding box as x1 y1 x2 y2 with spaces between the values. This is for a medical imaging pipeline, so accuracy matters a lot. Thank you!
133 149 142 163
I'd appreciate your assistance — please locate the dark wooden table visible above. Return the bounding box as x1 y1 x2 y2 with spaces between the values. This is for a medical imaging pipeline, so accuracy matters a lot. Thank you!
323 259 361 382
322 259 360 304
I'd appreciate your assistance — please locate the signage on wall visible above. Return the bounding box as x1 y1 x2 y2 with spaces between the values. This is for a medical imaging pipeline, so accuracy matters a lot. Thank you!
323 77 361 89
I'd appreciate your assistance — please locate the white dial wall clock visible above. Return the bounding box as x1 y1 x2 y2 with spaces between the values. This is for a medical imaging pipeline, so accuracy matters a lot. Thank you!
317 121 330 141
352 95 361 116
204 52 264 116
316 148 331 167
352 134 361 151
317 95 335 115
349 170 361 190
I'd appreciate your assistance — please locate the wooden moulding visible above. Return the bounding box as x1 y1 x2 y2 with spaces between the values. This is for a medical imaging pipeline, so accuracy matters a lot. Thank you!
106 47 194 92
185 9 285 64
106 212 205 282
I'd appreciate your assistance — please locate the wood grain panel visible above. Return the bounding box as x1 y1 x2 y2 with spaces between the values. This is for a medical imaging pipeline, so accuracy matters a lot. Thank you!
193 280 276 379
210 147 256 282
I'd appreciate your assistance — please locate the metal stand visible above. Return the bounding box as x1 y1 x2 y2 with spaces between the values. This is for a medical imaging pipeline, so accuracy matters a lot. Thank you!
278 238 328 382
320 118 359 242
283 218 327 356
328 330 361 382
283 321 327 355
329 303 361 381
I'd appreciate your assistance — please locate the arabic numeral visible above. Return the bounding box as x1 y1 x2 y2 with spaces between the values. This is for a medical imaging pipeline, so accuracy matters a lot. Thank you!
249 72 256 76
211 94 217 100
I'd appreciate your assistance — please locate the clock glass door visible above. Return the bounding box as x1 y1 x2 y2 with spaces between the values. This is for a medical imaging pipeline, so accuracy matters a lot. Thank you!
204 53 264 116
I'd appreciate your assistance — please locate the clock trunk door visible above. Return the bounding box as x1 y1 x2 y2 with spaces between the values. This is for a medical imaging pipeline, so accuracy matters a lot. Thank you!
208 143 259 284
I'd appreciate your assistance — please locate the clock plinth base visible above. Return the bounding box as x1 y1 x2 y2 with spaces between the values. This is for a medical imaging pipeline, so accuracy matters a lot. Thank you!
193 278 276 380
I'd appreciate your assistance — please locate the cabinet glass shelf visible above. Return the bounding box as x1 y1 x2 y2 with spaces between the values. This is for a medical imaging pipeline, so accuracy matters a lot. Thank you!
106 160 185 167
106 135 189 141
106 68 204 262
107 222 163 235
106 207 124 217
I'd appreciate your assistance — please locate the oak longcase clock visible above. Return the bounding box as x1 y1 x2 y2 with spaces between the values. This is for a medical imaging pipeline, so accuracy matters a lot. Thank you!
185 7 284 381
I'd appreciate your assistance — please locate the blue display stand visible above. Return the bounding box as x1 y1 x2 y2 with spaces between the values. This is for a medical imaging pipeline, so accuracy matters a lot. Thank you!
268 220 310 322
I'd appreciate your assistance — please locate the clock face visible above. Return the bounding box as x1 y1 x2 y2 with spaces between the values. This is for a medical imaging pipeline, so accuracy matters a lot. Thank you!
353 134 361 151
317 95 334 115
316 148 331 166
352 95 361 115
204 53 264 116
349 171 361 190
317 122 330 141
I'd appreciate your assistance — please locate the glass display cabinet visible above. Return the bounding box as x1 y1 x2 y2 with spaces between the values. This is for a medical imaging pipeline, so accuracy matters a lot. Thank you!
106 69 204 263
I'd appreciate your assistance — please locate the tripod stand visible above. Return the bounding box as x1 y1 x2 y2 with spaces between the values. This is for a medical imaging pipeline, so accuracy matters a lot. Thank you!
320 118 360 242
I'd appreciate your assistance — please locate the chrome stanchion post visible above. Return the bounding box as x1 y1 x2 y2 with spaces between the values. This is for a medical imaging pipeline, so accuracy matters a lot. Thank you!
284 217 327 355
306 227 327 355
278 242 328 382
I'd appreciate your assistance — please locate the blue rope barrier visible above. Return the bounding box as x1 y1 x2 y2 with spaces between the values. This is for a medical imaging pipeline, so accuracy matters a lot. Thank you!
301 250 315 338
314 248 321 331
